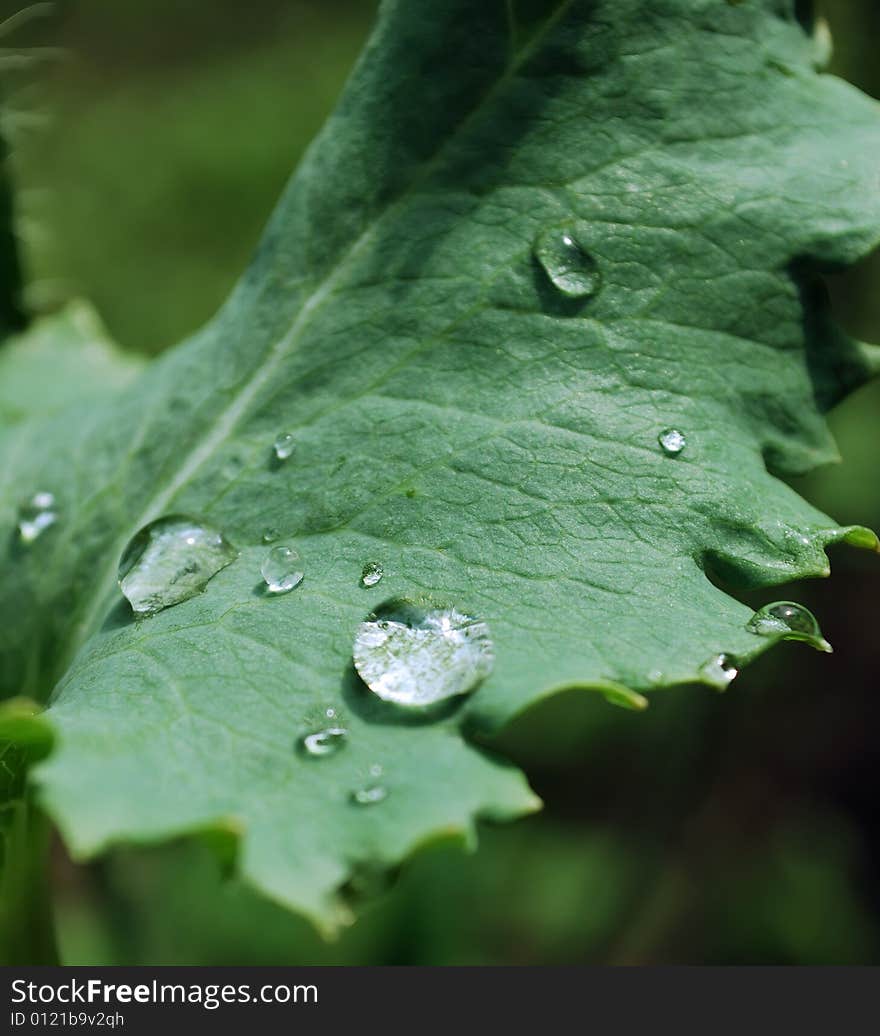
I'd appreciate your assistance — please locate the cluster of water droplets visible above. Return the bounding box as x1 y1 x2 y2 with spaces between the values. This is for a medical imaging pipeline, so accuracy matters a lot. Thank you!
293 598 494 812
697 603 830 692
534 224 692 462
110 433 388 612
351 761 387 807
534 227 690 461
298 707 388 804
351 783 387 807
18 491 58 543
19 396 841 817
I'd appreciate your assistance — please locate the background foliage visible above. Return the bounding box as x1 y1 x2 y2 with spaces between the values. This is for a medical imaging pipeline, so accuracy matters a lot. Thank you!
4 0 879 963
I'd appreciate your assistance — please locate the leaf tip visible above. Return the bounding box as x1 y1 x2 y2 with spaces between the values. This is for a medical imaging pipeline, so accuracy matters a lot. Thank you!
841 525 880 553
596 681 649 712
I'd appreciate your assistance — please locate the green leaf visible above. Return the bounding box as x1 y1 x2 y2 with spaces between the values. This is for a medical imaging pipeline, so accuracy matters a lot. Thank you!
2 0 880 928
0 302 143 428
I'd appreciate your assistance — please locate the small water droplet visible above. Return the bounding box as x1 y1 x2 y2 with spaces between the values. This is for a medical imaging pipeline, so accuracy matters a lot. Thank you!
261 527 280 544
18 491 58 543
658 428 686 456
534 224 601 299
699 652 739 690
273 431 295 461
353 598 494 708
747 601 831 652
302 727 348 757
325 707 337 720
118 515 238 616
351 785 388 806
261 544 304 594
781 526 812 550
369 763 383 778
360 561 384 588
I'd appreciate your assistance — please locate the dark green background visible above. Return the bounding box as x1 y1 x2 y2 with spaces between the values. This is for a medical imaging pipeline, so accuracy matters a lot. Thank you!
5 0 879 964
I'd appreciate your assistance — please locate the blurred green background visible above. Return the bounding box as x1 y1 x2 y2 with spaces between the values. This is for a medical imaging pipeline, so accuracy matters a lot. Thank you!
3 0 879 964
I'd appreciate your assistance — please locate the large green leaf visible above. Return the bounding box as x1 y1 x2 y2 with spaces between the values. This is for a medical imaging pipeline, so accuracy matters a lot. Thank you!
2 0 880 928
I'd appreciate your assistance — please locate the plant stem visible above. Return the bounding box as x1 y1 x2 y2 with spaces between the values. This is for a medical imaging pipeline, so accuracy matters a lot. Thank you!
0 796 58 964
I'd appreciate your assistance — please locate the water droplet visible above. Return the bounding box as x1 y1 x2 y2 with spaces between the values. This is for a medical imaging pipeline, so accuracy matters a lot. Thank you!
31 491 54 509
118 515 238 616
368 763 383 778
747 601 831 652
658 428 686 456
18 491 58 543
353 598 494 708
534 224 601 299
302 727 348 757
261 544 304 594
325 706 337 720
273 431 295 461
261 527 280 544
699 652 739 690
351 785 388 806
360 561 383 588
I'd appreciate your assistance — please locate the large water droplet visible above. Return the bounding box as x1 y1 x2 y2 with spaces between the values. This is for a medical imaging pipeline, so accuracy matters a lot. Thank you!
699 652 739 690
351 784 388 806
360 561 383 588
353 598 494 708
534 225 601 299
658 428 686 456
302 727 348 757
261 545 304 594
118 515 238 616
747 601 831 652
273 431 295 461
18 491 58 543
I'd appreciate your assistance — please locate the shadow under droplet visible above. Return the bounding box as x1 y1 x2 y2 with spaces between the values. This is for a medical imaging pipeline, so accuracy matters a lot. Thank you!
340 663 465 728
100 598 139 633
7 528 27 560
532 255 599 318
